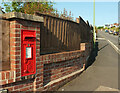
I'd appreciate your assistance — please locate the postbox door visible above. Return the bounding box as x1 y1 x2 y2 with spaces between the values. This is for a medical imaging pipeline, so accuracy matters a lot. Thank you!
21 30 36 77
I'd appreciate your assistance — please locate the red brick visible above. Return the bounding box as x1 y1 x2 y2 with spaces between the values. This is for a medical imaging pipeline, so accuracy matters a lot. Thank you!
36 46 40 49
40 56 43 61
10 33 20 37
10 24 20 28
37 35 40 38
10 37 20 41
16 73 20 77
8 79 14 83
6 72 10 79
36 50 40 53
16 69 20 72
36 42 40 45
29 27 35 30
11 56 20 60
32 22 37 26
36 87 43 91
11 67 15 70
10 71 14 79
10 42 20 46
15 78 20 81
14 85 19 90
21 25 28 29
1 80 7 85
36 62 41 66
36 54 40 57
36 85 40 89
16 64 20 69
36 73 41 77
36 31 40 34
11 60 19 64
36 77 40 81
19 84 24 88
40 69 43 72
20 87 29 91
37 65 41 69
11 47 20 51
2 72 5 80
10 29 20 33
10 51 20 55
36 81 42 85
8 87 14 91
40 62 43 65
36 27 40 30
27 75 31 79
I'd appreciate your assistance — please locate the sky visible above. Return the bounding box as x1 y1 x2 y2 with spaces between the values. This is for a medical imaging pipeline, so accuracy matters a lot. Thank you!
0 1 119 27
53 2 118 27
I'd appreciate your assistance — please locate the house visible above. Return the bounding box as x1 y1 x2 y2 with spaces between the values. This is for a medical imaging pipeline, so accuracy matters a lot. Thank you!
113 23 119 27
104 24 110 28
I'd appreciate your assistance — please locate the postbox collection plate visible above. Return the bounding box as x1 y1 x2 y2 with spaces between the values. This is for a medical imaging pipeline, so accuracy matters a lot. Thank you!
26 47 32 59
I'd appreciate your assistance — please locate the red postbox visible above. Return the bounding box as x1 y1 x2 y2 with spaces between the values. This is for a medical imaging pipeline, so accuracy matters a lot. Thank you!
21 30 36 76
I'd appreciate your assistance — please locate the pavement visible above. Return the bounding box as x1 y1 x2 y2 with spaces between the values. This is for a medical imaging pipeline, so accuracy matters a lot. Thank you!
57 31 119 92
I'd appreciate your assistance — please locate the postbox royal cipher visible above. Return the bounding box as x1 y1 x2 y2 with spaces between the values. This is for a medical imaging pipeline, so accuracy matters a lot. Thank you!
21 30 36 76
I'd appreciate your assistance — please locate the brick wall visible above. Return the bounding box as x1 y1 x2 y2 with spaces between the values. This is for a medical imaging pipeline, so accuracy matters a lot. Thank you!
0 12 93 92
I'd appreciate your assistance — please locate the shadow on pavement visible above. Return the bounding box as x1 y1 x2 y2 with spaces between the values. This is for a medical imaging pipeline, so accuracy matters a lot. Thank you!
85 41 108 69
98 44 108 51
85 42 99 69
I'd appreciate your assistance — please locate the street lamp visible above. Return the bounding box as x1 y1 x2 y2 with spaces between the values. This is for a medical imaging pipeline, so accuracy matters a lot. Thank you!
93 0 96 48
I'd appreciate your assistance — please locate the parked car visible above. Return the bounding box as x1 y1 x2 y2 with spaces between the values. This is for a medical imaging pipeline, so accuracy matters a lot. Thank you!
105 30 109 33
113 31 119 35
109 30 113 34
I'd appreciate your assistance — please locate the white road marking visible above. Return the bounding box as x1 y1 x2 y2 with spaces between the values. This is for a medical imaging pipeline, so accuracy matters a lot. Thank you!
94 85 119 91
107 40 120 54
97 38 105 40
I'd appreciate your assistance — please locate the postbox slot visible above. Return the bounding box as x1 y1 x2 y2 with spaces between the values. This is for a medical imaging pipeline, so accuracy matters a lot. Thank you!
25 37 35 39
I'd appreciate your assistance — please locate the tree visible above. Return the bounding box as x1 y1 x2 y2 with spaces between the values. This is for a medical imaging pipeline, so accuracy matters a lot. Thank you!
55 9 59 17
60 11 64 18
2 2 24 13
69 11 71 19
23 2 55 15
63 8 66 18
97 26 104 29
2 1 55 15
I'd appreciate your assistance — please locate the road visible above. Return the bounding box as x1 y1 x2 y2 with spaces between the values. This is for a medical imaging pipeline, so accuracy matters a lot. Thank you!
98 30 118 47
58 31 119 91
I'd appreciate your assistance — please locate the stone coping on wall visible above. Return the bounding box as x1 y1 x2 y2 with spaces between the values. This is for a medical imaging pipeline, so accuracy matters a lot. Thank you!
40 50 85 64
1 12 44 22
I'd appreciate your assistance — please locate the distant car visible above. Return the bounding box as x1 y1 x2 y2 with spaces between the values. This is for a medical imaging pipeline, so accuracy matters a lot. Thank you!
105 30 109 33
109 30 113 34
113 31 119 35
